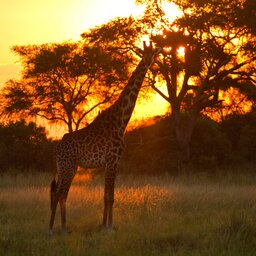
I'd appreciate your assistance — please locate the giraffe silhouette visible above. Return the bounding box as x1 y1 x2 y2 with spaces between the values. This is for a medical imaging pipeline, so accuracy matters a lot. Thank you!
49 41 161 234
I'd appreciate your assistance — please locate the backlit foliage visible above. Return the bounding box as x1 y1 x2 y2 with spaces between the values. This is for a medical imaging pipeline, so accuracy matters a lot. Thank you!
2 42 128 132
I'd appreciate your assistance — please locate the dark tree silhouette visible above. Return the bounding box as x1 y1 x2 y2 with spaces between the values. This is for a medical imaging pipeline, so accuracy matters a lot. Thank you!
0 120 54 171
137 0 256 161
2 42 128 132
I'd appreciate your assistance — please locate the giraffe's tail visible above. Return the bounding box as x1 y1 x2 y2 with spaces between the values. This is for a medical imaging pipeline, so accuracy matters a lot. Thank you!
50 177 57 210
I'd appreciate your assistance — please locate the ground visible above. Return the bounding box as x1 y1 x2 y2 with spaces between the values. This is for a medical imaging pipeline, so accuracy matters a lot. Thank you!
0 170 256 255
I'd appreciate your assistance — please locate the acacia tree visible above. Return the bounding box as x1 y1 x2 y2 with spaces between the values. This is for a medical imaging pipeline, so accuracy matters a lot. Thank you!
146 0 256 161
82 17 148 82
2 42 128 132
83 0 256 161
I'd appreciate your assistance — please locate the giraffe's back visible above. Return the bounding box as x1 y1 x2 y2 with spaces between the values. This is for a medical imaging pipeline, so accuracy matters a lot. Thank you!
56 124 124 171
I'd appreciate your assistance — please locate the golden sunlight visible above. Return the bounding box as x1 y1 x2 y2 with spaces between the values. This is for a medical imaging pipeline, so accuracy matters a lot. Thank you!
205 87 253 122
68 0 146 40
130 91 169 128
177 46 185 57
162 1 183 22
141 1 182 41
220 88 253 114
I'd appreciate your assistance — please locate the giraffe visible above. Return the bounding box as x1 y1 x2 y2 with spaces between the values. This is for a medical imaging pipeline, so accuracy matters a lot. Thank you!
49 41 161 234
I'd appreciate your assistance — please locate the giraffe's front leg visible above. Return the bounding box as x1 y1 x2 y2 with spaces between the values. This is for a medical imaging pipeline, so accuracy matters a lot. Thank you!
59 172 76 235
49 178 59 234
103 166 117 229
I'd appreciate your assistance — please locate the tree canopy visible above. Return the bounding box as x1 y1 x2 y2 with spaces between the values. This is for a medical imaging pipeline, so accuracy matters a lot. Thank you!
2 42 128 132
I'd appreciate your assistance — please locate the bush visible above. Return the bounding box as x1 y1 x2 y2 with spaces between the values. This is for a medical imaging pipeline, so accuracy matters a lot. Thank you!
0 120 55 172
239 124 256 162
190 116 232 167
221 112 256 163
120 113 256 174
121 136 181 174
119 117 179 174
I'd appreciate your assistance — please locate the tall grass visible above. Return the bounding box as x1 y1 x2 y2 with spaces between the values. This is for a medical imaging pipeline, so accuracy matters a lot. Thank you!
0 171 256 255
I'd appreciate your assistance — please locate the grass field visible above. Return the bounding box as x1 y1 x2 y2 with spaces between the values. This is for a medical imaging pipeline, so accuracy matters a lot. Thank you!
0 170 256 255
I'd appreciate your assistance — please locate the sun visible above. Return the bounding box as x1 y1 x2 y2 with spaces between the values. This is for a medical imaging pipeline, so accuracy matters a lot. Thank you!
162 1 183 22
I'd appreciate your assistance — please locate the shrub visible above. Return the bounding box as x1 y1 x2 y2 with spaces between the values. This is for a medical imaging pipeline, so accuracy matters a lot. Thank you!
0 120 55 172
191 117 232 166
221 112 256 163
239 124 256 162
122 136 181 174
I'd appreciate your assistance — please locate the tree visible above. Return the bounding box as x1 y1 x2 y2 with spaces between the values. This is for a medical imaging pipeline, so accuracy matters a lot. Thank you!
2 42 128 132
137 0 256 161
0 120 54 171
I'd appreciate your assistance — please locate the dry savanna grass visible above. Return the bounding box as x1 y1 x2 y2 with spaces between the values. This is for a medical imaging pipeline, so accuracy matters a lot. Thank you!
0 171 256 255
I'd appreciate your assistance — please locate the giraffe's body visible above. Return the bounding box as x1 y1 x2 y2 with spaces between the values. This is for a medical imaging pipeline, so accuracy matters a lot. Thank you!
49 42 161 233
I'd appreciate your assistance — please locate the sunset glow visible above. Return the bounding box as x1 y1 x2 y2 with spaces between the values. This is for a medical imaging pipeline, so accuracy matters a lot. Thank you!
177 46 185 57
0 0 146 83
0 0 188 137
162 1 183 23
1 1 255 252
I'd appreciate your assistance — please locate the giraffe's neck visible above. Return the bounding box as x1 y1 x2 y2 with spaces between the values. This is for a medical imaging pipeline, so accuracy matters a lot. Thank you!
91 58 149 135
113 58 149 131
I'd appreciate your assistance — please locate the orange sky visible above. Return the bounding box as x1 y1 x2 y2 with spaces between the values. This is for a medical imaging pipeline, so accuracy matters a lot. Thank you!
1 0 176 136
0 0 146 83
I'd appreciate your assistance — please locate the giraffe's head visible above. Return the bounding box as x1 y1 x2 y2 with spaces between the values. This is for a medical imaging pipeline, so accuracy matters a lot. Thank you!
137 41 162 68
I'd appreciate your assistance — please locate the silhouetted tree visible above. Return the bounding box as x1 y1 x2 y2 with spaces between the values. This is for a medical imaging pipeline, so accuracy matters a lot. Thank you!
0 120 54 171
1 42 128 132
137 0 256 161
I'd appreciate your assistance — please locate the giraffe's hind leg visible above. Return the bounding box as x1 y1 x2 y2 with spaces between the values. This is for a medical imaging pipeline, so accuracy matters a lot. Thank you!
49 200 58 234
49 170 76 235
59 196 70 234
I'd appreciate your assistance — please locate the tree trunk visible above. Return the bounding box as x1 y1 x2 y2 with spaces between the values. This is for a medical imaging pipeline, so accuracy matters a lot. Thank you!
173 111 198 163
67 117 73 133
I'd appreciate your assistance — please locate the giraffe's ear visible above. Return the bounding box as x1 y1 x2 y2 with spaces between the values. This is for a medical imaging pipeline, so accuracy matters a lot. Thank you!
154 47 162 55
